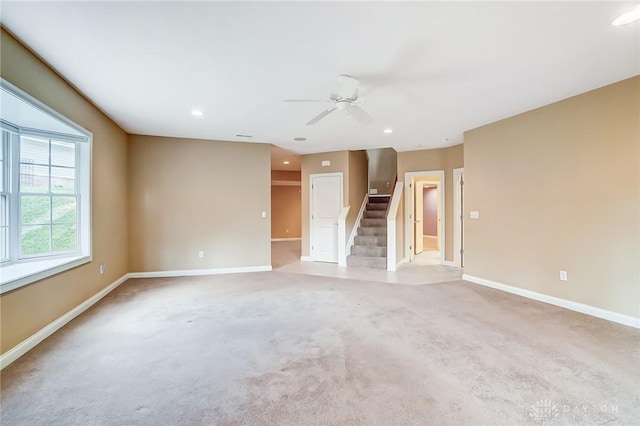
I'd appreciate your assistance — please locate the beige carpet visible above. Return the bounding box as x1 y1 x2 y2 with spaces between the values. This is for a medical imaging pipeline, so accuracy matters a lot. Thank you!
1 272 638 425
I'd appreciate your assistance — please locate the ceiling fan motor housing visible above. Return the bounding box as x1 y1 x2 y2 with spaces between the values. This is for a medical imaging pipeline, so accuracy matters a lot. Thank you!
335 99 351 110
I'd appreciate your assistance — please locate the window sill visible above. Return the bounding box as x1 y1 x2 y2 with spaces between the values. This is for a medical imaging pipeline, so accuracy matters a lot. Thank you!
0 255 91 295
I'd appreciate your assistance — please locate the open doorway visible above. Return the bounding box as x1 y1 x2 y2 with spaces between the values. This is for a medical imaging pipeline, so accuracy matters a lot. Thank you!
404 170 445 265
271 145 302 268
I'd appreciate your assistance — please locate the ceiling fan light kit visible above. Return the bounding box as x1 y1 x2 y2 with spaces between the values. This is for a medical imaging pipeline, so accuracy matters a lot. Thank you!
284 74 374 126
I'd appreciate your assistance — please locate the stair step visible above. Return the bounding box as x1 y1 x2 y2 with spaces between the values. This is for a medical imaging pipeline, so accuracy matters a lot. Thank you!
354 235 387 246
369 196 391 203
347 255 387 269
364 210 386 219
351 245 387 257
357 226 387 237
361 218 386 228
366 203 388 211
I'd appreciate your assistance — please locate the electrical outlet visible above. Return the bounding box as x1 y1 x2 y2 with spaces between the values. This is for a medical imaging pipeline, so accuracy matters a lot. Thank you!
560 270 568 281
198 250 204 258
99 263 106 274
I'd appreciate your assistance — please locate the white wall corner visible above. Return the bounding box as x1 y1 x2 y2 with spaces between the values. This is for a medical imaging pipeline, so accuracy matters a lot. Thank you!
462 274 640 329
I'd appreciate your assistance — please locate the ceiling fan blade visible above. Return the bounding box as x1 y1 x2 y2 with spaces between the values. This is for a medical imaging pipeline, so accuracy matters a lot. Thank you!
306 107 337 125
283 99 328 103
349 105 374 125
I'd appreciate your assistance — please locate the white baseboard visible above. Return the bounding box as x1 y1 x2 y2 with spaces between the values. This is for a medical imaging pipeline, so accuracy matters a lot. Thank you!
1 273 131 370
462 274 640 329
442 260 457 267
271 238 301 242
300 256 313 262
129 265 272 279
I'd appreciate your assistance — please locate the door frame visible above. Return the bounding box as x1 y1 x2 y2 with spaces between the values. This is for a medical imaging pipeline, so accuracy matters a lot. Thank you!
404 170 445 263
309 172 343 262
453 167 464 267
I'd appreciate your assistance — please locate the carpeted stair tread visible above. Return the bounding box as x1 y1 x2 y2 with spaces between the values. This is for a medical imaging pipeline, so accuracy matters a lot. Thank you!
347 255 387 269
368 196 391 203
361 218 387 227
347 196 391 270
364 210 386 219
367 203 388 211
357 227 387 237
351 245 387 257
354 235 387 246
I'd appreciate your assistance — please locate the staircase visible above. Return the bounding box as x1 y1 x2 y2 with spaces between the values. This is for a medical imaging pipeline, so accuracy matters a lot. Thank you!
347 196 390 269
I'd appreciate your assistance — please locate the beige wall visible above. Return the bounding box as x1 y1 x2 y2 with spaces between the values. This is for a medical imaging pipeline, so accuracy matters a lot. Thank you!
271 186 301 239
271 170 300 182
464 76 639 318
0 29 129 354
397 144 463 261
128 135 271 271
367 148 397 195
347 150 369 238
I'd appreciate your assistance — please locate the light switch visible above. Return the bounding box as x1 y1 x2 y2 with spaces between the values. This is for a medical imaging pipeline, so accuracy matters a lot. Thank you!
261 211 267 218
470 211 479 219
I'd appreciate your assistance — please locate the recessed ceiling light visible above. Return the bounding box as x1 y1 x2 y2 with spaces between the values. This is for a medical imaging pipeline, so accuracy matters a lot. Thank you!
191 110 203 116
294 137 307 141
443 138 449 142
383 128 393 134
612 5 640 26
415 144 422 147
283 161 290 165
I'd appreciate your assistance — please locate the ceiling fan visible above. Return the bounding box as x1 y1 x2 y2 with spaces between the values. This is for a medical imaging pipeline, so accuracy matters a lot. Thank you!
284 74 374 126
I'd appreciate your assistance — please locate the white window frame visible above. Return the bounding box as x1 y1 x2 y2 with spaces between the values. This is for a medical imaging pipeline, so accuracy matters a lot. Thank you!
0 79 92 294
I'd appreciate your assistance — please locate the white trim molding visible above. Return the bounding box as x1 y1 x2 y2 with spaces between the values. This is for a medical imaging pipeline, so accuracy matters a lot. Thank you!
1 273 131 370
462 274 640 329
337 205 351 267
442 260 457 267
271 238 301 242
300 256 313 262
387 182 404 271
346 195 368 262
129 265 272 279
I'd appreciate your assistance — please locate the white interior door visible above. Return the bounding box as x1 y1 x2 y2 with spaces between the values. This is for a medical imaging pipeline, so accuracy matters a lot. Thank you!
414 181 424 255
310 173 342 263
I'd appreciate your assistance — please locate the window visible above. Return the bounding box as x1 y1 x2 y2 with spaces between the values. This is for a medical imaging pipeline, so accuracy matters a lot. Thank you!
0 79 91 293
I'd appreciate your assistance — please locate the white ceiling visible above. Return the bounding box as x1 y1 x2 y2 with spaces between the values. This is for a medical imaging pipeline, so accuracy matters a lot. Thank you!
1 1 638 154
